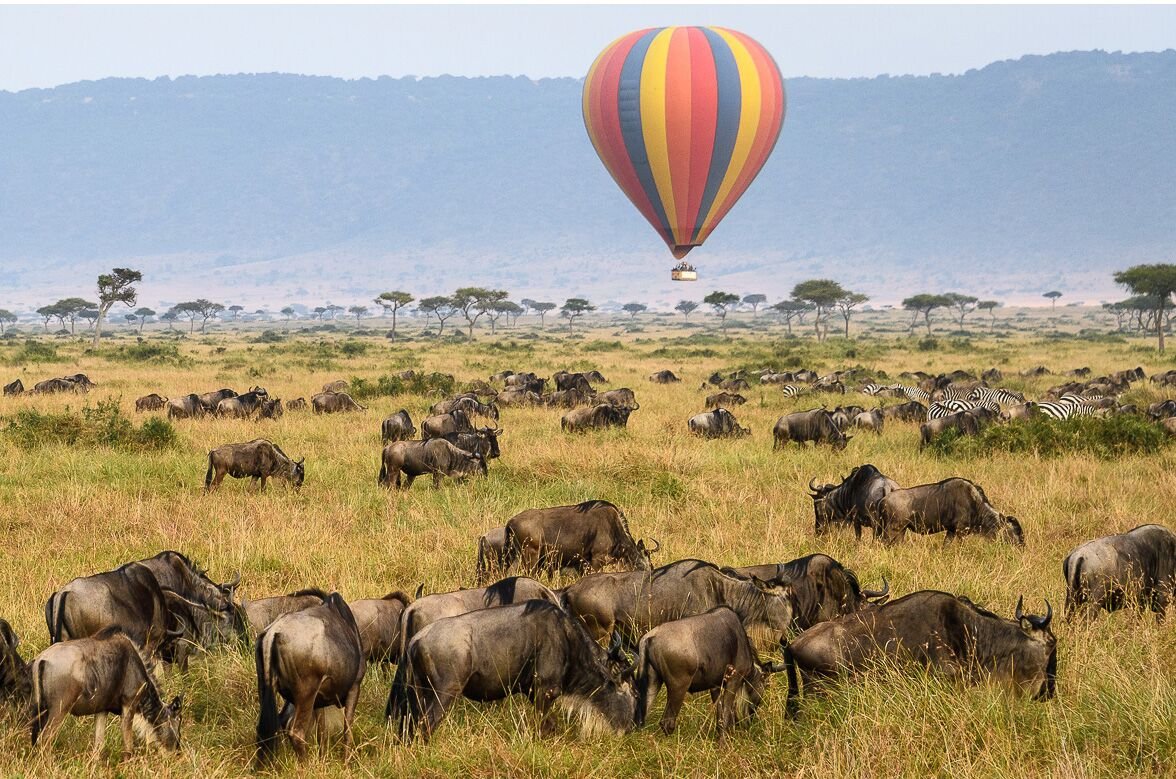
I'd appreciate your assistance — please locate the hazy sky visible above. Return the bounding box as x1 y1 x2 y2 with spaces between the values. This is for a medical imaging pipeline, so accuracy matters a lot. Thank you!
2 5 1175 91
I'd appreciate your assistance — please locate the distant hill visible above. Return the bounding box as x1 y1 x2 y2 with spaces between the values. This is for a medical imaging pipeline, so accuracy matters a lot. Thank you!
1 50 1174 310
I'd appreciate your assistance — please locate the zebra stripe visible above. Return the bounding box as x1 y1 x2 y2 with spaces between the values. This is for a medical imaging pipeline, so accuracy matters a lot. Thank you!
860 383 883 396
968 387 1024 406
936 387 969 402
780 384 802 397
927 399 1000 420
895 385 931 403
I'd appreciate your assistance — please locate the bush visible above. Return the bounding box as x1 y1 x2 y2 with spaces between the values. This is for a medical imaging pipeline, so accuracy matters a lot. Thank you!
105 341 186 364
4 399 178 451
927 415 1169 460
7 340 58 364
348 371 456 400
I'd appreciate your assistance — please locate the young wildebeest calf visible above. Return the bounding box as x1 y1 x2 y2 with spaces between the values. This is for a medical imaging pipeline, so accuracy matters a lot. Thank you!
635 607 795 741
205 438 305 491
255 593 365 764
377 439 486 490
30 627 183 756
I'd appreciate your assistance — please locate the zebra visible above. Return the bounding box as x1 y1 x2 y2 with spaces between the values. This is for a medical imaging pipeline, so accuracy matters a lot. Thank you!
968 386 1025 407
780 384 804 398
934 386 971 402
894 385 931 403
927 399 1000 420
1036 394 1097 420
860 383 885 396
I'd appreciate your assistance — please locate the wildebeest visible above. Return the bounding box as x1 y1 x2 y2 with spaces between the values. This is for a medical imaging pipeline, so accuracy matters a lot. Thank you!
377 438 486 489
33 377 85 394
0 619 30 704
441 427 502 460
216 387 269 418
30 627 183 755
381 410 416 442
322 380 349 394
543 388 597 408
133 550 240 613
705 391 746 409
134 550 243 652
497 388 543 406
852 409 884 434
634 607 795 739
1148 399 1176 420
197 388 237 413
869 478 1024 546
504 372 547 394
255 593 365 763
720 378 750 392
1164 417 1176 436
724 554 889 631
918 408 995 449
134 393 168 412
880 400 927 423
773 409 850 451
1001 402 1037 421
688 408 750 438
475 527 509 585
554 371 596 394
241 589 327 635
428 395 500 421
166 393 205 419
649 370 681 384
312 391 365 414
560 560 794 650
45 563 176 659
808 464 901 539
349 592 414 663
397 576 562 656
387 600 635 741
257 398 283 420
205 439 305 491
789 591 1056 700
585 370 608 384
285 397 307 411
3 378 23 396
1062 524 1176 620
421 409 475 439
561 403 634 432
502 500 657 578
161 589 246 669
597 388 639 409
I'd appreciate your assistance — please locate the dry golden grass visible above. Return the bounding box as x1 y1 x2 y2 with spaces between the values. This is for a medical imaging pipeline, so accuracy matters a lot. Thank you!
0 318 1174 777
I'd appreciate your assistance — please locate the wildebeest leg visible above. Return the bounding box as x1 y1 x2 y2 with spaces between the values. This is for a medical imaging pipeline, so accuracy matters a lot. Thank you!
660 680 689 735
342 681 361 756
120 704 136 757
287 697 315 760
259 475 268 491
420 685 458 742
714 670 740 744
210 468 226 490
943 528 957 545
400 473 415 490
532 686 563 736
92 712 107 757
432 471 443 489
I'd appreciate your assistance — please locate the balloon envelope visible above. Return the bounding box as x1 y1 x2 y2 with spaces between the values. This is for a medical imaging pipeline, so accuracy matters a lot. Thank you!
583 27 785 259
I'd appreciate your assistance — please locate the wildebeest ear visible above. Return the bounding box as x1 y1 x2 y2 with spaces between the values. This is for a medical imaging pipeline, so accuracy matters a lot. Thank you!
171 695 183 713
297 458 305 465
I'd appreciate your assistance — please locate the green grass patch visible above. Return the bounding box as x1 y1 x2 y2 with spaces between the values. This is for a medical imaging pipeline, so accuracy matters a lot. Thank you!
3 399 178 451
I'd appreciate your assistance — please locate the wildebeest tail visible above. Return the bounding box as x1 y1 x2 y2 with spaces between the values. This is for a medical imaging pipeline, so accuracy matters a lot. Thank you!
204 453 215 490
45 591 68 644
385 653 419 740
254 631 281 765
633 638 655 728
377 450 389 486
501 524 520 573
475 536 488 585
1064 553 1084 615
781 642 800 715
29 658 48 745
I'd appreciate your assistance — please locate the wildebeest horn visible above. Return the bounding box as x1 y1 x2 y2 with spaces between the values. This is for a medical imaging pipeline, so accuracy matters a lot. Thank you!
647 537 661 554
224 571 241 589
1023 599 1054 631
414 583 425 599
863 576 889 602
166 627 185 639
762 660 788 674
297 458 305 465
808 477 819 493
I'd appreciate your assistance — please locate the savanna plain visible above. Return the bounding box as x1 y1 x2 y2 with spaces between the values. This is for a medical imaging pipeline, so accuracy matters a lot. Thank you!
0 309 1174 778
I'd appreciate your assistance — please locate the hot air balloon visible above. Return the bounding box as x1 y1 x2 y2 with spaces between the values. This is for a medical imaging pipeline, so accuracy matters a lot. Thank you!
583 27 786 280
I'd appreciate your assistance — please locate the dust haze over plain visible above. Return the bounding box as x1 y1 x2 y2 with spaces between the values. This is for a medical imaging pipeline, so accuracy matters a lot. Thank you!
1 6 1174 310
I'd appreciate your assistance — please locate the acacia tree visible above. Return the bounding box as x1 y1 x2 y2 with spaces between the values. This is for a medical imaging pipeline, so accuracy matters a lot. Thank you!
486 300 522 333
836 292 870 338
1114 264 1176 352
532 301 557 326
675 300 699 321
36 305 56 332
0 310 15 334
792 279 846 341
944 293 979 330
703 291 741 331
561 298 595 334
227 304 244 321
80 309 100 329
374 291 414 341
134 307 155 333
348 305 369 324
174 299 224 333
417 296 458 336
622 303 648 320
742 293 767 318
452 287 508 338
1043 291 1063 311
902 293 951 336
977 300 1002 330
47 298 93 334
93 268 142 346
161 309 178 330
771 299 810 335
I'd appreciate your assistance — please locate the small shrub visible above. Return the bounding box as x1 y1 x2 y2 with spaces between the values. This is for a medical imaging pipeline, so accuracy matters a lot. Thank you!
8 340 58 364
349 371 456 400
582 340 625 353
105 341 186 364
927 415 1169 460
4 399 178 451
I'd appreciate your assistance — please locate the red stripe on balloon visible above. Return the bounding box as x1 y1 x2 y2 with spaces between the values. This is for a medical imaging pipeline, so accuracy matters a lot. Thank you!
664 27 693 244
682 26 717 244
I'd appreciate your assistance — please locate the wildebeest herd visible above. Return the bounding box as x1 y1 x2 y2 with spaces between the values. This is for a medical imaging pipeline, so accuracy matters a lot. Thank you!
0 360 1173 765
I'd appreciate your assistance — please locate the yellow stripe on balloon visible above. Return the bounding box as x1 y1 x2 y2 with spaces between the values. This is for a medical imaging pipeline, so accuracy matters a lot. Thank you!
639 28 679 243
697 27 763 242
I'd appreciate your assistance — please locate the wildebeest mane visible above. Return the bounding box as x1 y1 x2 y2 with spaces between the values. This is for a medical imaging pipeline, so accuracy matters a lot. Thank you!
286 587 329 599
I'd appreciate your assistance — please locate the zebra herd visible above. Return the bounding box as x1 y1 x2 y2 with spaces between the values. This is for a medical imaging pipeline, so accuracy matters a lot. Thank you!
862 383 1110 421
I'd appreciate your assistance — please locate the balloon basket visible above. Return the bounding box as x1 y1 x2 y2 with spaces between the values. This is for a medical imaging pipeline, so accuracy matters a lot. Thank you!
671 269 698 282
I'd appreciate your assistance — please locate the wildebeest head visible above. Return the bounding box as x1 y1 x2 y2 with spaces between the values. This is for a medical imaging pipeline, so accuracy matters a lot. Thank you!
476 427 503 459
627 537 660 571
1015 596 1057 700
153 695 184 749
0 619 30 702
808 477 840 533
996 515 1025 546
285 457 306 489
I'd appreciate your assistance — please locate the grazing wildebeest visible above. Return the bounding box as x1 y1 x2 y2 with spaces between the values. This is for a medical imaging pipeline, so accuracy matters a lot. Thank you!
475 527 509 585
543 388 597 408
869 478 1024 546
322 380 349 394
789 591 1056 699
441 427 502 460
255 593 365 764
205 439 305 491
497 388 543 406
982 368 1004 382
505 372 547 394
377 438 486 490
723 554 889 631
705 391 746 409
30 627 183 755
161 590 247 669
1062 525 1176 620
285 397 308 412
0 619 31 704
597 388 640 409
240 589 328 635
634 607 795 739
649 370 681 384
44 563 176 659
134 393 168 412
773 409 850 451
1148 399 1176 420
881 400 927 423
133 550 240 613
381 410 417 442
720 378 750 392
554 371 596 394
34 377 84 394
397 577 562 656
852 409 884 434
560 560 794 650
429 395 500 421
421 409 475 439
3 379 23 396
808 464 901 538
166 393 205 419
197 388 237 413
257 398 283 420
502 500 657 578
387 600 635 741
216 387 269 418
919 408 989 449
585 370 608 384
561 403 634 433
312 391 365 414
1001 402 1037 421
688 408 750 438
349 592 414 663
